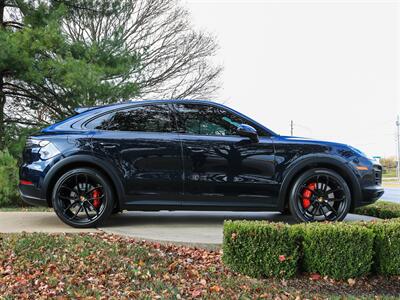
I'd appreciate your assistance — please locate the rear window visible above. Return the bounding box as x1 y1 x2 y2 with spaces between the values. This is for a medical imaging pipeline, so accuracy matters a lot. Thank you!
85 104 174 133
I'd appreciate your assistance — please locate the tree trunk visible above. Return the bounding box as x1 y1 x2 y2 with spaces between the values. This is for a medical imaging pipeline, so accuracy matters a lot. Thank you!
0 0 5 150
0 75 5 151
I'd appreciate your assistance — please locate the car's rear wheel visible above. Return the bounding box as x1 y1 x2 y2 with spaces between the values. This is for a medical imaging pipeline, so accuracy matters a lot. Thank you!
52 168 114 228
289 168 351 222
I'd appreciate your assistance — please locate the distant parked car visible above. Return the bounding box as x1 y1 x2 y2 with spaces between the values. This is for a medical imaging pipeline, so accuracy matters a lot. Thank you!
19 100 384 227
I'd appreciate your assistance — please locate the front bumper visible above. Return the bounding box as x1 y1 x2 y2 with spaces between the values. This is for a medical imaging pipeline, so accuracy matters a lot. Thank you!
358 185 384 207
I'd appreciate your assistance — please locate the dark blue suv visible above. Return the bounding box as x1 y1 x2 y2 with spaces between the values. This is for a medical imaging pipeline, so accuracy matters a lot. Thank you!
19 100 384 227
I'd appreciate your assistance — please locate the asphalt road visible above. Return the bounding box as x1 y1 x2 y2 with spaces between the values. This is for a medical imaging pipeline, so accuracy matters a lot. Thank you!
383 187 400 203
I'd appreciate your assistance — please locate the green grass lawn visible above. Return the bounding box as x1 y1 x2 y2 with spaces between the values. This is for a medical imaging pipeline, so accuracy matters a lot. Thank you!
0 233 399 299
383 169 397 178
0 206 52 212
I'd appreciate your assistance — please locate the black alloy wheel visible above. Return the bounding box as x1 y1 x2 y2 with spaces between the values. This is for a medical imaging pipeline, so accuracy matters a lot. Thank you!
52 168 114 228
289 168 351 222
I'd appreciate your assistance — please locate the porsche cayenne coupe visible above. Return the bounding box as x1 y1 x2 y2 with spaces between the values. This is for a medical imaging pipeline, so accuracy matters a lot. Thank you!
19 100 384 227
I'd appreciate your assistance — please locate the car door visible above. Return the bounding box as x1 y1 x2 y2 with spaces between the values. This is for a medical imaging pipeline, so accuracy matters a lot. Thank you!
87 103 183 207
172 103 277 209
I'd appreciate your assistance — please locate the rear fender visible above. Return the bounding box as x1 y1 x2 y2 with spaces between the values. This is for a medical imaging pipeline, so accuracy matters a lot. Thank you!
41 154 125 208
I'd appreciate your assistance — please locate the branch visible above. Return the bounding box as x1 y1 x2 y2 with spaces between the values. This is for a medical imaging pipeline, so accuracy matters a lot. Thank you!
4 118 44 126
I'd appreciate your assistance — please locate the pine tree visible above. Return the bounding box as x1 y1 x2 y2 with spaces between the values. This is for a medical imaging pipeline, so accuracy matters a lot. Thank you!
0 0 140 149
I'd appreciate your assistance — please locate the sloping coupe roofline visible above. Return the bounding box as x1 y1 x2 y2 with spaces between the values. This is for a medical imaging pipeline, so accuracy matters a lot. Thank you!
74 99 224 114
48 99 277 136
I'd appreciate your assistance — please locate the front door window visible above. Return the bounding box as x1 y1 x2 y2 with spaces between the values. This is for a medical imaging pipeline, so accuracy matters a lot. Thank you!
174 103 265 136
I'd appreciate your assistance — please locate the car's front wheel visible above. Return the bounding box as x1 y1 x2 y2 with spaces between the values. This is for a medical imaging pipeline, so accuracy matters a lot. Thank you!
289 168 351 222
52 168 115 228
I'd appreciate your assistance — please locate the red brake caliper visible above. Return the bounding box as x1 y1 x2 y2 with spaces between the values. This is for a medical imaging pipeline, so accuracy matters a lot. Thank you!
302 183 316 209
92 189 102 209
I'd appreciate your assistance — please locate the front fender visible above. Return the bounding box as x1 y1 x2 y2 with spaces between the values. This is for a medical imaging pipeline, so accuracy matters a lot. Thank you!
277 154 362 211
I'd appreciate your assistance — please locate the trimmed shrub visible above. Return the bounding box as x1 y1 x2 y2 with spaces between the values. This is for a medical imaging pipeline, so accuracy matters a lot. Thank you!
0 150 20 207
292 223 374 279
355 201 400 219
367 220 400 275
222 220 299 278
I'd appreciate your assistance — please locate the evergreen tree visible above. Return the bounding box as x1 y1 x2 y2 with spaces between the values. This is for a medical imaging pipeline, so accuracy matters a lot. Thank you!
0 0 140 149
0 0 221 151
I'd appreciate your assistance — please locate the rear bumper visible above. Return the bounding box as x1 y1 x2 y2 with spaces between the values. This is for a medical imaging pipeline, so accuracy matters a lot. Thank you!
19 184 48 207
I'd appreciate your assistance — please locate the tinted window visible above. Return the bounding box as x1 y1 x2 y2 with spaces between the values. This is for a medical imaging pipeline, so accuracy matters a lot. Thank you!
174 104 264 136
86 104 174 132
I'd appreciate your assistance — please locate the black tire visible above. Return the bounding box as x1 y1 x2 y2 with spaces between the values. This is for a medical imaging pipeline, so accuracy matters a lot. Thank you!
289 168 351 222
52 168 115 228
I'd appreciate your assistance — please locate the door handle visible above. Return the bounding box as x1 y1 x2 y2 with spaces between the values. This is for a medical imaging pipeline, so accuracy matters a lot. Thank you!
99 142 118 149
187 146 205 153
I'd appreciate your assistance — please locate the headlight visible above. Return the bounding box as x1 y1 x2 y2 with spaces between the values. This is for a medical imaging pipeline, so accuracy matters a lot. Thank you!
39 142 60 160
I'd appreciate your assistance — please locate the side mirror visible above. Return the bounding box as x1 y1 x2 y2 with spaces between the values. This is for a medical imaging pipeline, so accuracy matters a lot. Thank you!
237 124 259 143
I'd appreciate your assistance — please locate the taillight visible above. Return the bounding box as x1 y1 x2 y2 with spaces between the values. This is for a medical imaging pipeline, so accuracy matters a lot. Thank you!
25 138 60 160
26 138 49 148
20 180 34 185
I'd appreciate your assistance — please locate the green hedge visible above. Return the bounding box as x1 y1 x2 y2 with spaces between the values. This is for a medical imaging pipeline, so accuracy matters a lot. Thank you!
223 219 400 280
222 221 299 278
355 201 400 219
0 150 20 207
292 223 374 279
366 220 400 275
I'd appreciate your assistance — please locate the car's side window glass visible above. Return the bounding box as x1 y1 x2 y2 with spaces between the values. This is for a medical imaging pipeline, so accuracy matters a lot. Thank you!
174 104 255 136
86 104 174 133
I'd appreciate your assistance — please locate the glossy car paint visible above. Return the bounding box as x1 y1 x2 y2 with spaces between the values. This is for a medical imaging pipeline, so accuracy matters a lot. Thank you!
179 135 276 208
19 100 384 212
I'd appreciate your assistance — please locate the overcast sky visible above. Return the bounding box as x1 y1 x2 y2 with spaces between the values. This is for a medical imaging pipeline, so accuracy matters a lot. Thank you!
184 0 399 158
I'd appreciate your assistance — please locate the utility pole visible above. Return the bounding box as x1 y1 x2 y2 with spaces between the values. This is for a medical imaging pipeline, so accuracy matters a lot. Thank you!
290 120 294 136
396 115 400 181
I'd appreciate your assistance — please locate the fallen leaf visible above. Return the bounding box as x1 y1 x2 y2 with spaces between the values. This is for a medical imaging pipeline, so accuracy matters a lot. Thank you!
210 285 222 293
348 278 356 286
191 289 202 297
310 273 321 281
168 261 178 273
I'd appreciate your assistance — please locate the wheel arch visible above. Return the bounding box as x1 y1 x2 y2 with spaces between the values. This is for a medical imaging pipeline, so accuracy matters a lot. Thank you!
42 155 125 208
278 155 362 212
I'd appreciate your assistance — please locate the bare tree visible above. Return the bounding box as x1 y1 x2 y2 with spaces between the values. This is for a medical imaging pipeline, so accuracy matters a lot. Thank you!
0 0 222 150
63 0 222 100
